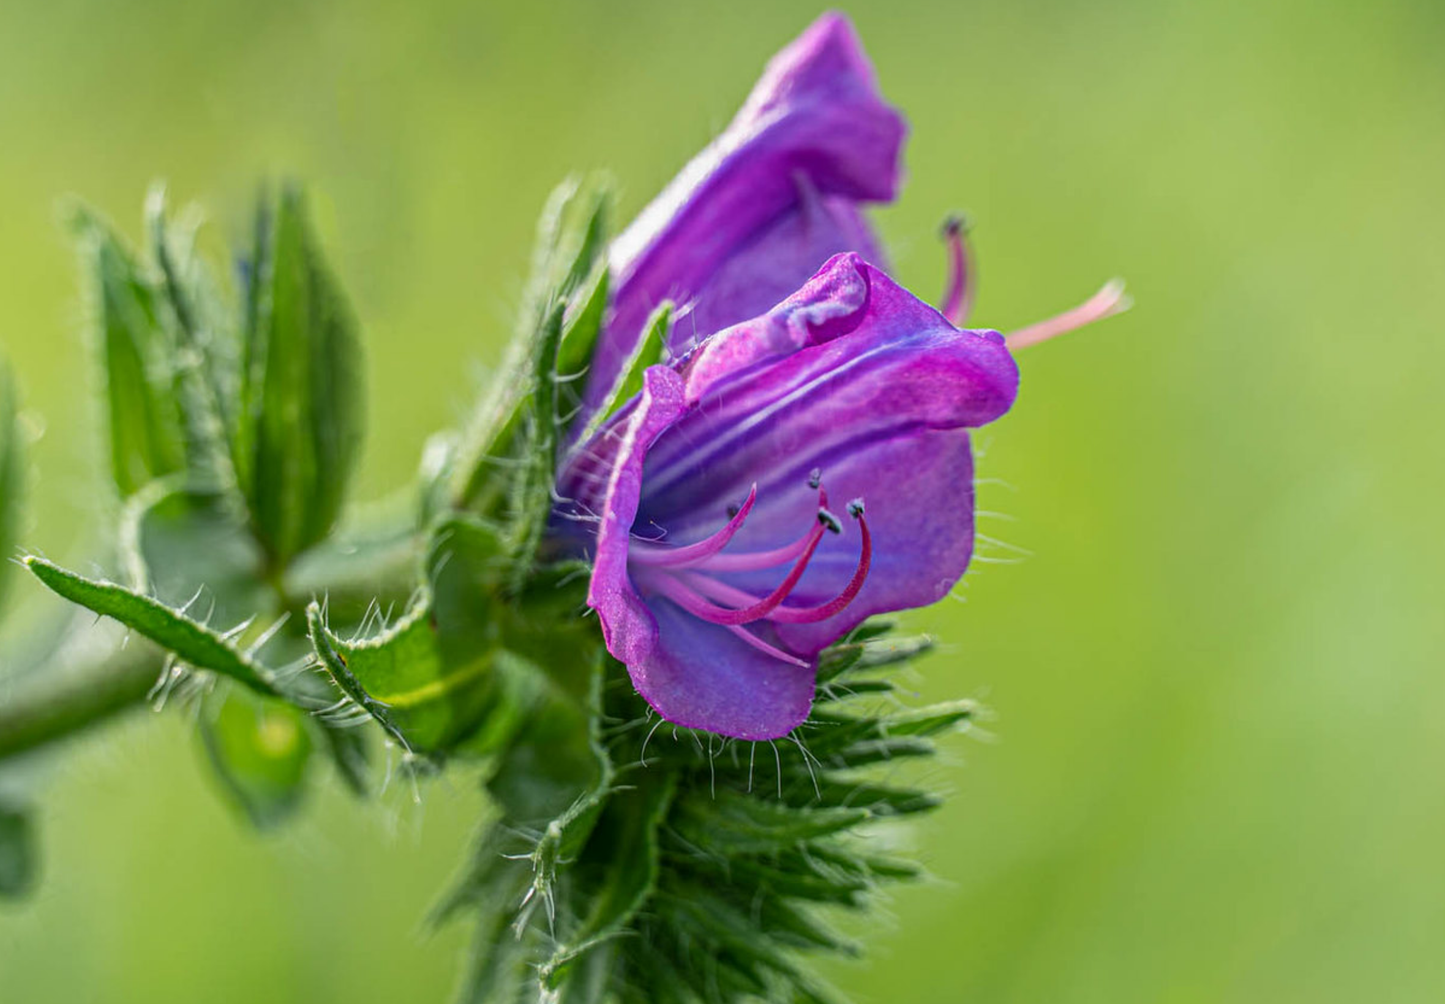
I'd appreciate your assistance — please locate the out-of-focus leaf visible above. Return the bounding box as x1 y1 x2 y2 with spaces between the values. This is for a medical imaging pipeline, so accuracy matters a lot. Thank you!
121 483 268 628
0 799 35 898
503 301 565 589
143 188 240 493
197 682 312 829
71 207 186 496
24 556 280 697
452 178 610 513
234 184 364 567
124 485 366 806
0 360 22 612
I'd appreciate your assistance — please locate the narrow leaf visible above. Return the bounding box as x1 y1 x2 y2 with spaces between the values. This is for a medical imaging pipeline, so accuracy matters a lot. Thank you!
24 556 279 697
541 774 677 990
571 300 670 448
235 184 365 567
70 207 185 495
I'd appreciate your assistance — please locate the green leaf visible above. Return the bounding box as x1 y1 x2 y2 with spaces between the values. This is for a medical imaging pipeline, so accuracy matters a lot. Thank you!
235 183 365 568
816 631 934 683
24 556 280 697
541 774 676 990
503 300 565 589
306 517 519 756
122 483 367 805
121 483 268 629
570 300 670 448
144 186 239 493
197 682 312 829
0 360 23 612
670 790 871 855
556 264 610 382
0 800 35 898
71 207 186 496
451 178 610 513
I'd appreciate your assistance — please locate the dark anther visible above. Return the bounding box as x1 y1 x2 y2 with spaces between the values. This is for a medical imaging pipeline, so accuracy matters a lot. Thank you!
807 468 822 490
847 499 866 518
941 212 971 238
817 508 843 534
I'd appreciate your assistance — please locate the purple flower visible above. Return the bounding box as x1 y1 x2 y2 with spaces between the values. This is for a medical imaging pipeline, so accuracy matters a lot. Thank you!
556 254 1019 740
580 11 906 425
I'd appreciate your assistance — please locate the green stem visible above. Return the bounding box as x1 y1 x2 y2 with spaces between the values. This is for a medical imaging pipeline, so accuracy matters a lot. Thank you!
0 520 423 765
0 636 161 761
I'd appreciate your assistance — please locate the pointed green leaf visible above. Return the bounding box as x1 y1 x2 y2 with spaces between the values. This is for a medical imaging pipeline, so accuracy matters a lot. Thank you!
71 207 186 496
235 184 364 567
571 300 670 447
671 790 870 855
24 556 280 697
144 187 239 493
541 774 676 990
197 683 312 829
306 517 519 756
451 178 610 513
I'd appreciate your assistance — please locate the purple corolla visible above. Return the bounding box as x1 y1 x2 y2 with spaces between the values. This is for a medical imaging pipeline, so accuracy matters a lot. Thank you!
581 11 905 422
552 14 1126 739
556 253 1019 740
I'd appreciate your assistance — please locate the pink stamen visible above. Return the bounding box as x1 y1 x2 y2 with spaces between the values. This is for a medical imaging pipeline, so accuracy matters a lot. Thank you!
629 484 758 568
770 503 871 623
1005 280 1130 350
696 485 832 573
722 623 811 668
939 216 976 327
655 522 826 626
683 502 872 626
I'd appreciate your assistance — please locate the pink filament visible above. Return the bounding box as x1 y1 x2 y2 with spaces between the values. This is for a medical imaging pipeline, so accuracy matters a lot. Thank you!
721 623 811 668
1005 280 1130 350
629 484 758 568
648 522 826 627
939 217 976 327
682 507 871 625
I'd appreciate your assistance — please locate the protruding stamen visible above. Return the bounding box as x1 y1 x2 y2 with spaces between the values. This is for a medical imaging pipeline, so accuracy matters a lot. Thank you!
722 623 811 668
682 501 873 627
817 508 842 534
1005 280 1131 350
630 485 758 569
697 485 832 573
643 521 826 626
939 215 976 327
770 501 871 624
807 468 822 490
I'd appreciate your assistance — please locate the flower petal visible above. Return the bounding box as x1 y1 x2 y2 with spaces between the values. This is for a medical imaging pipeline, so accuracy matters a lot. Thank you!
631 597 816 741
643 254 1018 522
577 364 813 740
583 12 905 424
636 254 1017 651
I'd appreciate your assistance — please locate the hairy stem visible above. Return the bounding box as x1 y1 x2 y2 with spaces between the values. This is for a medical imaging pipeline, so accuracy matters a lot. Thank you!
0 518 423 764
0 633 161 762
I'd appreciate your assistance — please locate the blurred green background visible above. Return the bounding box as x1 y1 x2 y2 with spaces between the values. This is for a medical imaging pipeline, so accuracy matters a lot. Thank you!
2 0 1443 1000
